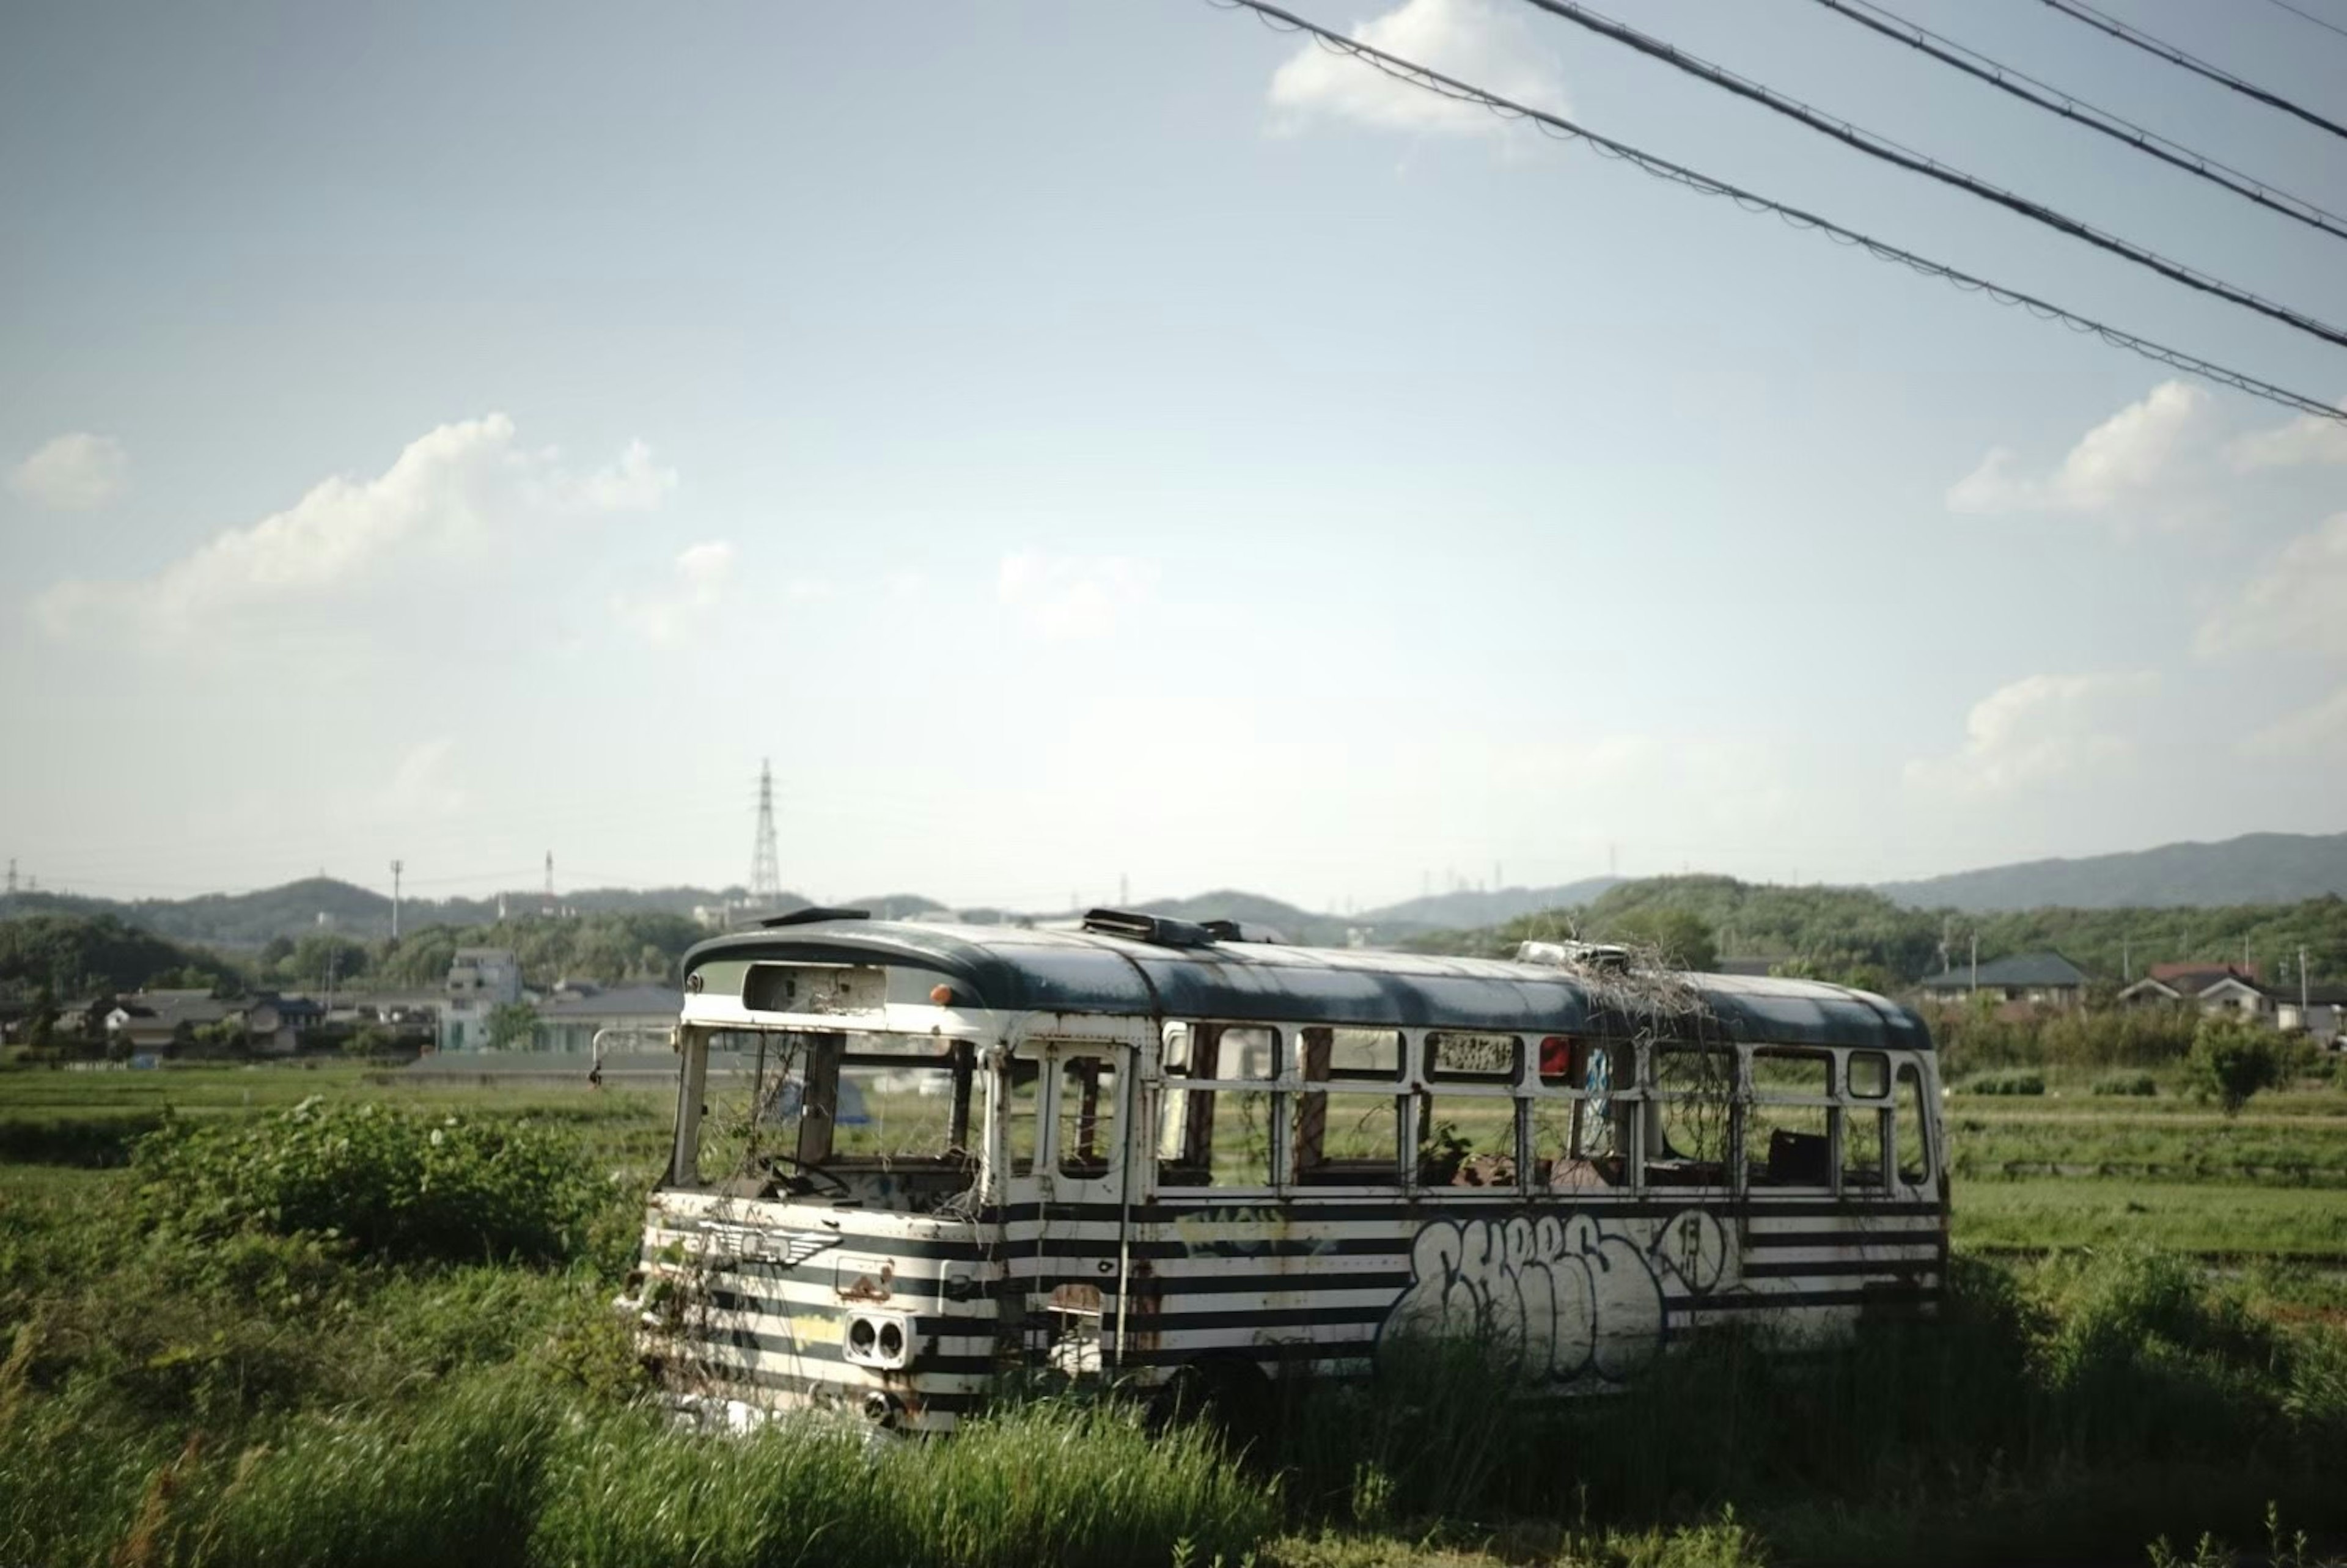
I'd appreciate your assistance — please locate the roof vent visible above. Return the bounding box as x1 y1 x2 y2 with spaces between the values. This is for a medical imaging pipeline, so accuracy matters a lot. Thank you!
1081 908 1216 948
1516 939 1632 973
1202 919 1285 945
759 906 872 929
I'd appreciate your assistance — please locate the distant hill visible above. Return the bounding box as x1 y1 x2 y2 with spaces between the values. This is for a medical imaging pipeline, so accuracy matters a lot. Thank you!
1133 890 1356 947
1360 878 1623 930
1876 832 2347 912
0 879 782 948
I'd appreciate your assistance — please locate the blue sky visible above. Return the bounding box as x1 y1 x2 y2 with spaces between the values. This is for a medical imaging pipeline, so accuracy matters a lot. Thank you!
3 0 2343 912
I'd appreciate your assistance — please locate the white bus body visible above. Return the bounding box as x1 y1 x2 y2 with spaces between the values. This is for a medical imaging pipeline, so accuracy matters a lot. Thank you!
622 912 1947 1434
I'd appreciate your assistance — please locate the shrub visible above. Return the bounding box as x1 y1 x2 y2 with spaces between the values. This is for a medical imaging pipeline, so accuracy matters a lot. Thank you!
131 1098 608 1266
2091 1072 2159 1097
2188 1018 2286 1115
1962 1071 2046 1096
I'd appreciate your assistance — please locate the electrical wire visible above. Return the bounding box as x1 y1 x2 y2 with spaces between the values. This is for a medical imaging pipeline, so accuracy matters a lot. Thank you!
2042 0 2347 143
1208 0 2347 424
2256 0 2347 45
1504 0 2347 350
1802 0 2347 247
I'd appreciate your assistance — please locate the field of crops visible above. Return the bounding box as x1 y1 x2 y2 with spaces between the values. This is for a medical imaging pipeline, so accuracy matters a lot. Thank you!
4 1058 2346 1567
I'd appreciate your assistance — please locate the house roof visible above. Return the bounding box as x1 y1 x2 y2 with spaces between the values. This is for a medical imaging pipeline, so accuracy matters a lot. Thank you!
1915 952 2087 991
534 984 683 1021
2138 964 2267 998
683 920 1935 1052
2150 960 2264 984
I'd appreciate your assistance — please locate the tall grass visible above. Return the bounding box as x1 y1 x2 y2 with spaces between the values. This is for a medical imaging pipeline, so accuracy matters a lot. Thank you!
0 1376 1278 1568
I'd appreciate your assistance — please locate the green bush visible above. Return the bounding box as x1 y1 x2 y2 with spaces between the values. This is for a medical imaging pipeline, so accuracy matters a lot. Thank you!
2188 1018 2286 1115
131 1097 608 1266
2091 1072 2159 1097
1962 1070 2046 1096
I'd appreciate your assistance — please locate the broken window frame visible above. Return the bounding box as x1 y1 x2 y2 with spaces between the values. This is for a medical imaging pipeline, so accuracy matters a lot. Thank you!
1154 1021 1285 1193
1527 1034 1635 1192
1291 1027 1407 1187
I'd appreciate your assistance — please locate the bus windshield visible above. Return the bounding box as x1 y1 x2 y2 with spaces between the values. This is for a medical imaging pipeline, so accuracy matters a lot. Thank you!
701 1028 977 1193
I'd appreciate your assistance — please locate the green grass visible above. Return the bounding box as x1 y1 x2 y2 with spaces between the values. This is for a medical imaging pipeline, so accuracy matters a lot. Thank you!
1956 1178 2347 1256
7 1059 2347 1567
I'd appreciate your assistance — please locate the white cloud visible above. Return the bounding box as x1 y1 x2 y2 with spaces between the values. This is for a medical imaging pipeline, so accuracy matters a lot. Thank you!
10 432 130 510
1904 672 2158 796
34 414 670 645
2198 511 2347 659
2227 402 2347 471
2242 686 2347 760
369 737 469 819
1267 0 1568 139
614 540 735 645
997 551 1155 641
1947 381 2212 518
554 438 677 510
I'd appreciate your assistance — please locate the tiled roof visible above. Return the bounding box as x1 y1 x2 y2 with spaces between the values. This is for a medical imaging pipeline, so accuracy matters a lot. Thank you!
1916 951 2087 990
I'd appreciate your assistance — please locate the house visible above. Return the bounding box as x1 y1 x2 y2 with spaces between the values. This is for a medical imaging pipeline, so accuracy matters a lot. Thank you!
2118 963 2272 1019
2277 983 2347 1047
242 993 324 1055
441 948 523 1051
105 991 241 1054
1914 952 2088 1009
530 983 683 1053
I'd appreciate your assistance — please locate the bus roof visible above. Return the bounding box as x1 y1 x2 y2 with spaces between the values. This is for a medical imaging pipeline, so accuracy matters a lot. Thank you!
683 920 1933 1053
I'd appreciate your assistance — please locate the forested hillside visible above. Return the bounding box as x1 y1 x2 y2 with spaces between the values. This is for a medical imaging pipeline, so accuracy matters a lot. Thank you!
0 915 240 998
1405 875 2347 987
1876 832 2347 911
0 879 791 948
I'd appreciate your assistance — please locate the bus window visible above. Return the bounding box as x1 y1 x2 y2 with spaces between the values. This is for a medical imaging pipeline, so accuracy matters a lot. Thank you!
1294 1027 1403 1185
1417 1090 1516 1187
1844 1102 1887 1188
1004 1058 1042 1177
1746 1047 1834 1189
1157 1023 1277 1189
1532 1037 1626 1190
1324 1027 1401 1080
1645 1044 1733 1187
1895 1063 1933 1186
1056 1055 1120 1178
1848 1051 1890 1100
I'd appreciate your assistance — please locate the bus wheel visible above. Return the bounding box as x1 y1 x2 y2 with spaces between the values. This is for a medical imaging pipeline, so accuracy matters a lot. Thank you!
1158 1355 1273 1464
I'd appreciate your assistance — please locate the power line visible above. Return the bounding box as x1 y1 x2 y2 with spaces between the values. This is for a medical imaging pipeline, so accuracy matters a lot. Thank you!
2255 0 2347 44
1803 0 2347 247
1208 0 2346 424
1505 0 2347 350
2042 0 2347 144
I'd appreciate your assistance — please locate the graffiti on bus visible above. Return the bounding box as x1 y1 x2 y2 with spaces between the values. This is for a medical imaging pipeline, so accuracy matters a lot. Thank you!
1378 1208 1735 1383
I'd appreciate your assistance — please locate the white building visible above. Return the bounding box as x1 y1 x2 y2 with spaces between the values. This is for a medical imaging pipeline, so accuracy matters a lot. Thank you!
440 948 522 1050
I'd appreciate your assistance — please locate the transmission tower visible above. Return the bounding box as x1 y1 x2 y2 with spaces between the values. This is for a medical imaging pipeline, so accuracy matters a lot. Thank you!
749 758 782 906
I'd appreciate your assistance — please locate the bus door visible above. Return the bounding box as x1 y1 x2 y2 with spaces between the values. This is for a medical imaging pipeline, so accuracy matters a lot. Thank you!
1034 1039 1134 1378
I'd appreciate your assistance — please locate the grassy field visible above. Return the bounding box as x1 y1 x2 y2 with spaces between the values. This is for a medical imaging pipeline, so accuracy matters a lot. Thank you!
4 1058 2346 1567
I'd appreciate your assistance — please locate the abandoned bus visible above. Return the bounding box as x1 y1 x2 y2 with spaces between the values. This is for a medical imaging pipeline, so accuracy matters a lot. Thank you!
622 909 1946 1432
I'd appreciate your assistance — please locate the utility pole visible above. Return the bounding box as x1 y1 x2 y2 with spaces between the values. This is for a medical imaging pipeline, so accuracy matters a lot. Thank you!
749 758 781 909
2304 947 2312 1020
542 852 554 918
2122 935 2131 983
1969 932 1978 993
389 860 404 940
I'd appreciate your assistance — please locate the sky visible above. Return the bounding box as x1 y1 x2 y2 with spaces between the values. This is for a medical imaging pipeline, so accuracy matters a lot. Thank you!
3 0 2345 914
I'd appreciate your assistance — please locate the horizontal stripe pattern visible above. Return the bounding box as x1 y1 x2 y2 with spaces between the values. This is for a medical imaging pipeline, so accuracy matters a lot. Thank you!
636 1186 1947 1427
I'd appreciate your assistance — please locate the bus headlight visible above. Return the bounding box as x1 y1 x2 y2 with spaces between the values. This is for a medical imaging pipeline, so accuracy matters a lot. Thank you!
843 1311 919 1370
